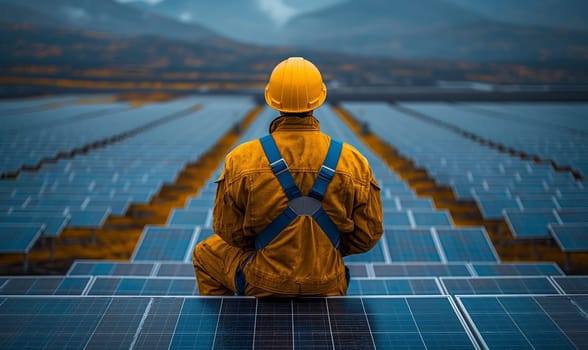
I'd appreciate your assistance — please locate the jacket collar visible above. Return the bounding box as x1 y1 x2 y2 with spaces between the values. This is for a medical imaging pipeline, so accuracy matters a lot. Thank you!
269 115 321 133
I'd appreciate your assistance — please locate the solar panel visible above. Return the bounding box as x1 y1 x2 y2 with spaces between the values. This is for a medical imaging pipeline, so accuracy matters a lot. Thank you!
186 196 215 209
167 208 211 227
132 226 198 262
441 277 560 295
474 198 520 219
67 209 110 228
471 263 564 276
0 276 90 295
548 223 588 252
458 295 588 349
411 210 452 227
0 213 69 237
504 209 559 239
551 276 588 294
347 278 442 295
555 196 588 209
343 240 386 263
67 261 155 276
556 209 588 224
196 227 215 243
382 210 411 227
346 264 369 278
373 263 471 277
397 197 434 210
385 228 442 262
435 228 499 262
87 277 198 296
156 263 196 277
0 223 44 254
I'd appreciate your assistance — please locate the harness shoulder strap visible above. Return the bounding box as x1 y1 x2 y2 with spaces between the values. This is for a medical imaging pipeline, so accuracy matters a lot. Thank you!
259 135 301 200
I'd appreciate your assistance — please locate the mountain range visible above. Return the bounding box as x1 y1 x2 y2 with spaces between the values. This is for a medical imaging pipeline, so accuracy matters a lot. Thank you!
0 0 587 95
1 0 587 62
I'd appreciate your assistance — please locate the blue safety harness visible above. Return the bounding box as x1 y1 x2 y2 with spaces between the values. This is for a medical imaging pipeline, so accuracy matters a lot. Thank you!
234 134 345 295
256 134 343 250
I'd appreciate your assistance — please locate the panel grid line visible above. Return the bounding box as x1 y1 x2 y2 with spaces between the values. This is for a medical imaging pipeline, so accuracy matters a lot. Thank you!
129 298 153 350
324 298 336 350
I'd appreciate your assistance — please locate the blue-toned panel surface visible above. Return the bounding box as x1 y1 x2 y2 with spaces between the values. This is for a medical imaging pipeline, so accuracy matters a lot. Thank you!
0 223 44 253
436 228 498 262
385 229 441 262
552 277 588 294
68 261 155 276
441 277 559 295
504 209 558 239
471 263 564 276
373 263 471 277
132 227 196 261
459 295 588 349
0 277 90 295
549 224 588 252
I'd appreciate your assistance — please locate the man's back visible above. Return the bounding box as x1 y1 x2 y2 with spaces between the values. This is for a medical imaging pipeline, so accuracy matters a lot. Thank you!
212 115 383 295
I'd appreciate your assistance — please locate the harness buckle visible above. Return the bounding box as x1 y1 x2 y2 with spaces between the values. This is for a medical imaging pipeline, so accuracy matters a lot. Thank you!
318 165 336 181
270 158 289 176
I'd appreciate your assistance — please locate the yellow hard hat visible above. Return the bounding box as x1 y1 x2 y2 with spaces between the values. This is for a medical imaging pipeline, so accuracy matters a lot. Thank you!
265 57 327 113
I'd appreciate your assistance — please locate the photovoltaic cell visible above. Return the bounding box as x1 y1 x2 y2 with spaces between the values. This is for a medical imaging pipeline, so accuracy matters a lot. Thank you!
458 295 588 349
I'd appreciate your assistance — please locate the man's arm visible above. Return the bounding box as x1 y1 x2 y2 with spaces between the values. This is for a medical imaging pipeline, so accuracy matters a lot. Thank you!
212 168 253 250
340 174 384 256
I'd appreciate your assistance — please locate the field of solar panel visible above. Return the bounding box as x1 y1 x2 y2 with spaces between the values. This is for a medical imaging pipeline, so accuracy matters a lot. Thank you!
1 96 587 349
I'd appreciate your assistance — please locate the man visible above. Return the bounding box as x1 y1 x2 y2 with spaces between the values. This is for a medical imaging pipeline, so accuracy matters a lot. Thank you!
193 57 383 296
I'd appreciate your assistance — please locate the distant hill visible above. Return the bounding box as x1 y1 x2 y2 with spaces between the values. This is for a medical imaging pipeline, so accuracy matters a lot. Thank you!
133 0 278 44
282 0 588 61
0 0 219 42
1 22 587 97
448 0 588 31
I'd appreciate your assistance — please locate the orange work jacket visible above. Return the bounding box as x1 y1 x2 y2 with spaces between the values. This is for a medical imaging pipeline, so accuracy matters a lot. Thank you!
213 115 383 295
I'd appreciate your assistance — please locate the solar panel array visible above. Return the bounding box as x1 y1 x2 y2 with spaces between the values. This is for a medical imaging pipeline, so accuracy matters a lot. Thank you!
344 102 588 253
1 97 588 349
